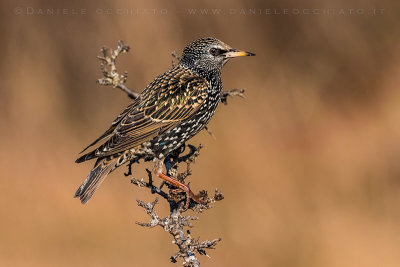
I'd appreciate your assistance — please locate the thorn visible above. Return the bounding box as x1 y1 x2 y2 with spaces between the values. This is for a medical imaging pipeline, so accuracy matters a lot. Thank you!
204 126 216 140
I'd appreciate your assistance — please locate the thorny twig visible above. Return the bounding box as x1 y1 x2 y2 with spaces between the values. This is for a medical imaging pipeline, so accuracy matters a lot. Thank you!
220 88 246 105
136 197 222 267
95 40 246 266
132 144 224 266
130 144 224 212
97 40 139 100
204 126 217 140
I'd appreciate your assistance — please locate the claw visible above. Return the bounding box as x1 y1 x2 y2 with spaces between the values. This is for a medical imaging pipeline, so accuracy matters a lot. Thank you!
158 173 206 209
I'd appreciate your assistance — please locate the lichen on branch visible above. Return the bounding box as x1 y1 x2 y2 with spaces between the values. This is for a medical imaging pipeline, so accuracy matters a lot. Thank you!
97 40 139 100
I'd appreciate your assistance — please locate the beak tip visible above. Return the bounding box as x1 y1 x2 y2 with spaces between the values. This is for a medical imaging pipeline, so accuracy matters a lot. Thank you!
225 50 256 58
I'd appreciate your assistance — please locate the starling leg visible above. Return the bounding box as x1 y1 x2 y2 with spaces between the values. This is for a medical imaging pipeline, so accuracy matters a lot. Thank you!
157 173 206 208
154 154 205 208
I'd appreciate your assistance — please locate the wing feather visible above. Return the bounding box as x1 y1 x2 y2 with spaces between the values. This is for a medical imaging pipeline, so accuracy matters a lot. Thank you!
77 66 209 162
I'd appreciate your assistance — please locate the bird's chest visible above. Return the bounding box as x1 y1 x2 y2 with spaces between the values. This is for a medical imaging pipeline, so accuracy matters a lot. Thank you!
150 81 221 157
174 87 220 139
196 87 221 124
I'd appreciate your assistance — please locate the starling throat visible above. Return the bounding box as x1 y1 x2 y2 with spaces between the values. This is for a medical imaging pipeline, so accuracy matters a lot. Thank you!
75 37 255 204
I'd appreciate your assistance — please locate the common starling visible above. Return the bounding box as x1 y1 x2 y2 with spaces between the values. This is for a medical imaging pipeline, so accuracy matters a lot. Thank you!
75 37 255 204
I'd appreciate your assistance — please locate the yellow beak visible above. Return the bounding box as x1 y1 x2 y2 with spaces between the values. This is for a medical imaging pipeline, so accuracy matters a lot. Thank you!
225 49 255 58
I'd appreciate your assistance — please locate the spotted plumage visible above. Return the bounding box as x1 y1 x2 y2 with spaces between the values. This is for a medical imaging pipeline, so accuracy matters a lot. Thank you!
75 37 255 204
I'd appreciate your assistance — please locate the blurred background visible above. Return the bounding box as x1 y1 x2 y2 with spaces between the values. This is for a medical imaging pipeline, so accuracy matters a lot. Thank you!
1 0 400 266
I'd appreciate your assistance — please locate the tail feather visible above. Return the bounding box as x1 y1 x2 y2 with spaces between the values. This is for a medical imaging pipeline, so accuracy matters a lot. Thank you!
74 158 117 204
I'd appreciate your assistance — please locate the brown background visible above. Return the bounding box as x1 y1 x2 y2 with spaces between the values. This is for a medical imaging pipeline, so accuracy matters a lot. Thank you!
1 0 400 266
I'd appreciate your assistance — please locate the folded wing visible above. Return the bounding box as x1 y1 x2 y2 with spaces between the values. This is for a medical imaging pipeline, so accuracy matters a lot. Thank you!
76 66 209 163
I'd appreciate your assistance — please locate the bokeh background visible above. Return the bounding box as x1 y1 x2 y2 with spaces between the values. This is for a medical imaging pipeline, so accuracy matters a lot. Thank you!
1 0 400 266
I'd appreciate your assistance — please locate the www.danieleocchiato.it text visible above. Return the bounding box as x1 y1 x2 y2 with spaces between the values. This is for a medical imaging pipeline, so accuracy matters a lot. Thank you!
186 8 385 16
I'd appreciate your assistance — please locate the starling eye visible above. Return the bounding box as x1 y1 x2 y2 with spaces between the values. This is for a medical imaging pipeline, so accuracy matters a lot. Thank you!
210 48 221 56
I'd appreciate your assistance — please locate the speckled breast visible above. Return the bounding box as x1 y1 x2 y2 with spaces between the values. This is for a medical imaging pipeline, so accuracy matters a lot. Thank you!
150 80 222 158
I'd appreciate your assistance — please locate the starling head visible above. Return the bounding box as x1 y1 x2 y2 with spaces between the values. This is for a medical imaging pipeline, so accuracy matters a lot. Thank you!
179 37 255 75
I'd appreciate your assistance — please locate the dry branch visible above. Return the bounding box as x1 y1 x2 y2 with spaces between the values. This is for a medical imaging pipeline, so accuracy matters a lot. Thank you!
95 40 245 266
129 144 224 265
97 40 139 100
